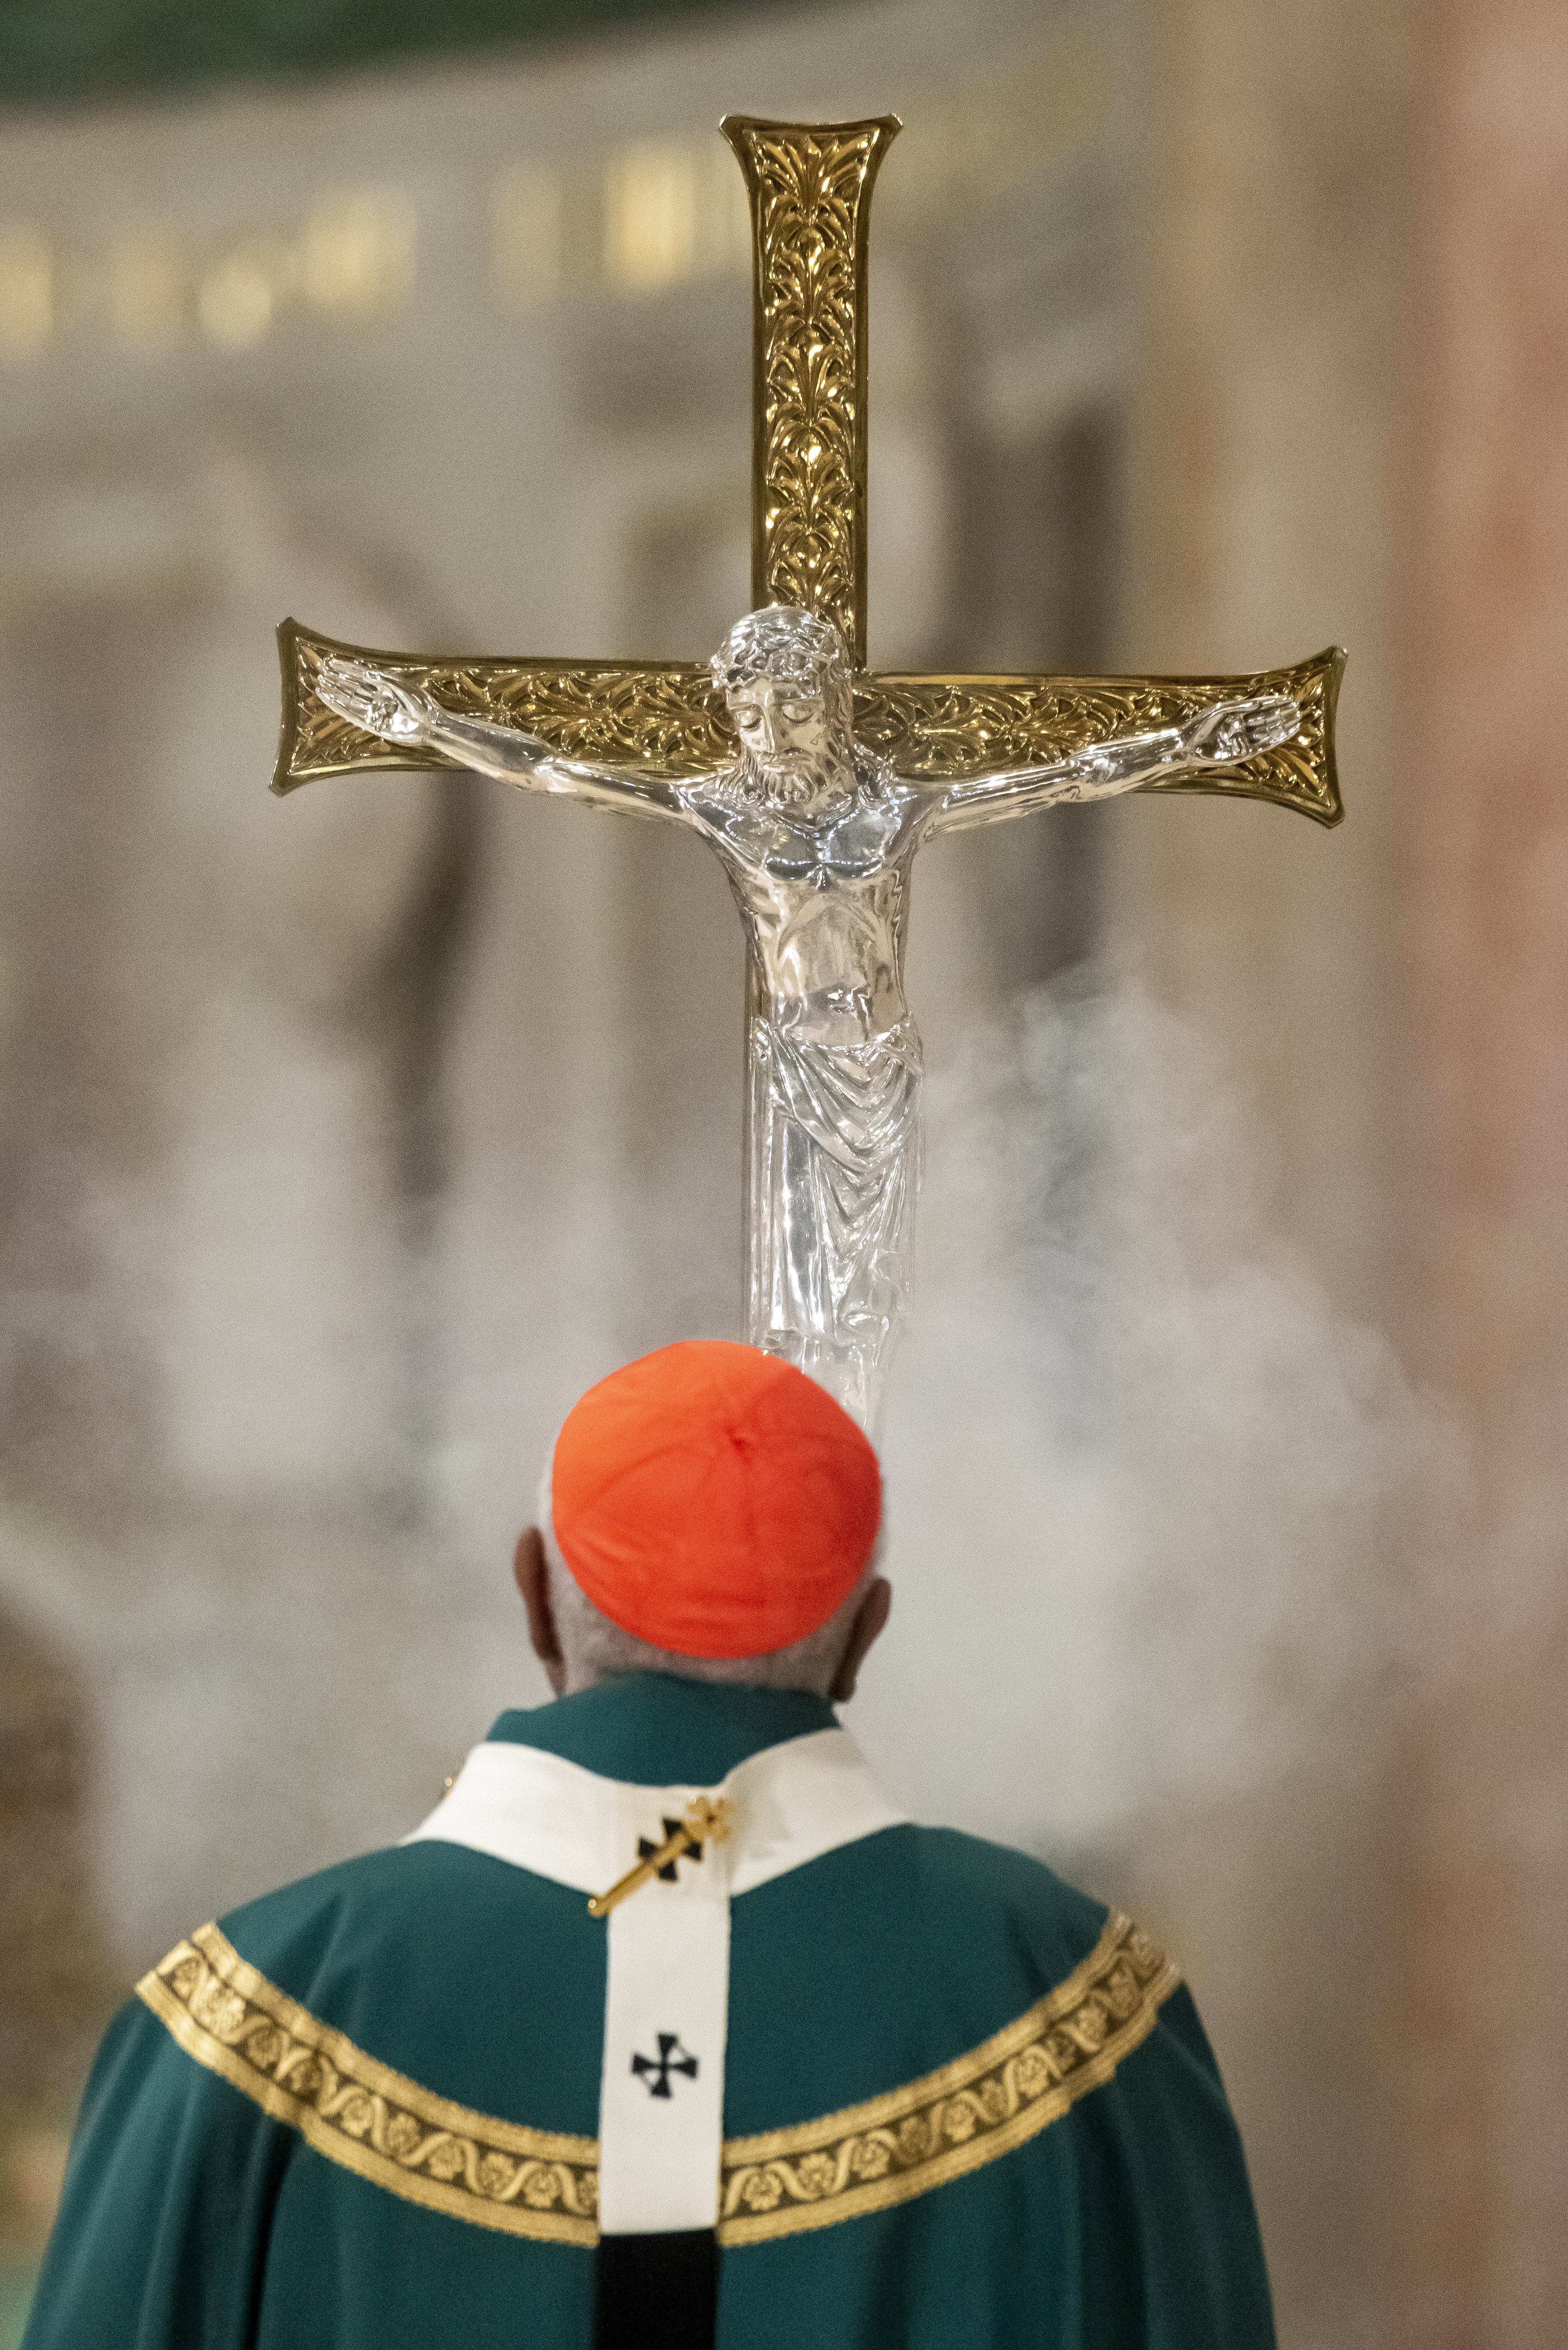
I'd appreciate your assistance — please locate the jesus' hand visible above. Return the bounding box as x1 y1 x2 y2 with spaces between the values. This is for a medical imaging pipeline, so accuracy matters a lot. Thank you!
1178 694 1301 767
318 658 438 744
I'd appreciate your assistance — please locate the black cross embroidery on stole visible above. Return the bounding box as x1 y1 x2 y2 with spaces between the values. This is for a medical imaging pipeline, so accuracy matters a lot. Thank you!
632 2034 699 2099
639 1818 704 1880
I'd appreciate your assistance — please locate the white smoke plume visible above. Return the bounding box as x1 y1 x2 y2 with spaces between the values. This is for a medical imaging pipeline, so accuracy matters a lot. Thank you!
858 964 1450 1857
0 960 1451 1971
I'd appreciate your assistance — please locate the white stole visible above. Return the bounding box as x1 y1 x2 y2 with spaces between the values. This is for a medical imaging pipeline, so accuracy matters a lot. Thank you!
404 1726 905 2234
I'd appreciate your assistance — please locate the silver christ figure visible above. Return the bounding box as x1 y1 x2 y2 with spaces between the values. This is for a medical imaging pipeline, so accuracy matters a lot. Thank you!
318 607 1299 1427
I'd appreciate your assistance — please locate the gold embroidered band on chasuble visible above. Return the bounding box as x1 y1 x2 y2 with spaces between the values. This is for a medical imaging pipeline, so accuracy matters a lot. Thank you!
137 1912 1179 2250
137 1926 600 2247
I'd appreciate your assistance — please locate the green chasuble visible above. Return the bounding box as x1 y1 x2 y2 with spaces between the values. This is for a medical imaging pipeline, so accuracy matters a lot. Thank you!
23 1675 1276 2348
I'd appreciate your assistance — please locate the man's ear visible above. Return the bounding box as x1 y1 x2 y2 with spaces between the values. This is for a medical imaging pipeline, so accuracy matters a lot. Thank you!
830 1576 891 1704
514 1527 566 1696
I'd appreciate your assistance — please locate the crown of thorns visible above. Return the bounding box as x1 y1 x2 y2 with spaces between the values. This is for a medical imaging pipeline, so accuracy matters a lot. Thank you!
710 605 851 696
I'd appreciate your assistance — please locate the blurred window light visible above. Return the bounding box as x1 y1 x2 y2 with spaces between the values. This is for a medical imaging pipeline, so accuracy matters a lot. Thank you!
604 142 698 290
602 139 751 293
491 162 562 312
696 140 751 276
298 189 416 318
197 238 291 350
0 226 53 356
109 233 185 348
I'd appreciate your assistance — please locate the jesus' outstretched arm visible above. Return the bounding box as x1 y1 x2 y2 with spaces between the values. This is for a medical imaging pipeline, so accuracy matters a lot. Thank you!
316 656 693 823
922 692 1302 832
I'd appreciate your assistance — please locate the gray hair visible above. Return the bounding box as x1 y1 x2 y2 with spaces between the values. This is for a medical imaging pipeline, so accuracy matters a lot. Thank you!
537 1478 873 1698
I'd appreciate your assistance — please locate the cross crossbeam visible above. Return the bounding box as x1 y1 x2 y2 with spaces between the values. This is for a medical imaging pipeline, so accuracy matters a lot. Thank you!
276 629 1341 823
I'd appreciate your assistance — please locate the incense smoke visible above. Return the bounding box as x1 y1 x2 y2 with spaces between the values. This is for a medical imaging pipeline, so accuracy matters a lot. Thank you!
856 965 1447 1857
0 956 1449 1968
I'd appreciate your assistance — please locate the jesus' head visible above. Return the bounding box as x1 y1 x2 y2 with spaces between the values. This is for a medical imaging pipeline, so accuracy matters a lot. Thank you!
711 605 857 810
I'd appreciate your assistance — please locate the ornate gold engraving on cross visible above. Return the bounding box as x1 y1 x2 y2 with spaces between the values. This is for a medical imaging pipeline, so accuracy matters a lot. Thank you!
587 1795 736 1919
273 115 1345 1429
276 627 1341 826
722 114 896 664
272 114 1340 822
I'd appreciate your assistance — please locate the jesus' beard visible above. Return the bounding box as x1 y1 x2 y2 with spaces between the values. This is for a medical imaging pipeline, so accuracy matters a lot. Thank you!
736 744 857 812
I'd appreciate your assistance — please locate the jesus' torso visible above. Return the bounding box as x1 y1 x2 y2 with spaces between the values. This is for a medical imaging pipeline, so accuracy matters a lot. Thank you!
680 752 925 1051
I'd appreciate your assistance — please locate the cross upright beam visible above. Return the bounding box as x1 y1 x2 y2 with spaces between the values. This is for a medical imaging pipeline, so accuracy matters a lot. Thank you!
724 114 898 666
273 117 1342 826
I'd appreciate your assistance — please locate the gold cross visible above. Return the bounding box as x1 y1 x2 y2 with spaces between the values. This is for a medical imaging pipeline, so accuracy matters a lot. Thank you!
588 1794 736 1919
271 115 1342 822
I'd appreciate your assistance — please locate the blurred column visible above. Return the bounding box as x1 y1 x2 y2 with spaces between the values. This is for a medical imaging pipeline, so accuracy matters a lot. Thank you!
0 1607 114 2236
1392 8 1568 2345
1124 0 1568 2341
1115 0 1412 1316
1113 2 1416 2345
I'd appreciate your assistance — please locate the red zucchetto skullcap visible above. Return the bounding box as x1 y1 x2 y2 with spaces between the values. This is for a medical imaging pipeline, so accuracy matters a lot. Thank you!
550 1340 881 1659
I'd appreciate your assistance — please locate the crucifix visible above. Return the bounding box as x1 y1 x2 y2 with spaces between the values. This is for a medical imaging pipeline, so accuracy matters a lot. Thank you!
273 116 1344 1431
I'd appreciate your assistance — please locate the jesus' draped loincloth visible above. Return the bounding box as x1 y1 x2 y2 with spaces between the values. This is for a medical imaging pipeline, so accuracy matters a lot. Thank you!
746 1013 922 1423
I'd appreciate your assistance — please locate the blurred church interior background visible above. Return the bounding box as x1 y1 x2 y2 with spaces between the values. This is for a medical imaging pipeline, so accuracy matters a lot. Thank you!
0 0 1564 2342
